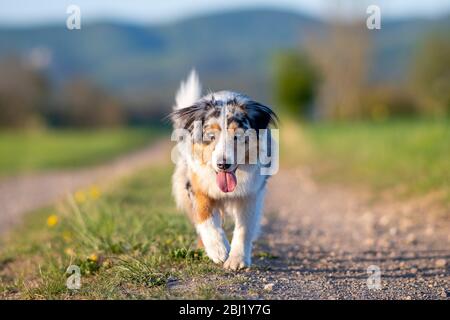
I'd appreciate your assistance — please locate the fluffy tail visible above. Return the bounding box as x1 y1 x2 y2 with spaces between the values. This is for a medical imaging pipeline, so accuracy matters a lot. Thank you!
174 69 201 110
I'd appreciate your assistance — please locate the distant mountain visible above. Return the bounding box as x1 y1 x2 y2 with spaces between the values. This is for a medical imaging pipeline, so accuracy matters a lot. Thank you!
0 8 448 109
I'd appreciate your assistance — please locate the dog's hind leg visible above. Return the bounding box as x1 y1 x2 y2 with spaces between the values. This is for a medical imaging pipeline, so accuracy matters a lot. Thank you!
193 191 230 264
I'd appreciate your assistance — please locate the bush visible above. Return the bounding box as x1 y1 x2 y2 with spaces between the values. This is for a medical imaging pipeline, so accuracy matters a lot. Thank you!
54 78 125 128
274 50 319 118
360 86 419 120
411 33 450 116
0 56 49 127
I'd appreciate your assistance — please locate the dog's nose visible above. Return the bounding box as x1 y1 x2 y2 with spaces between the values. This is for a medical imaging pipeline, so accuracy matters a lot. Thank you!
217 161 232 171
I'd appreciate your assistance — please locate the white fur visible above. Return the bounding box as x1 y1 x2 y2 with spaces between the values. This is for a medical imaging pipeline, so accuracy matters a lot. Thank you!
174 69 201 110
224 189 266 269
196 212 230 263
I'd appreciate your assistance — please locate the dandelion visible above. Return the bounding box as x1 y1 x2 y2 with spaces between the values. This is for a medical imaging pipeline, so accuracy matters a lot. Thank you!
64 248 75 256
89 185 101 199
88 253 98 262
46 214 59 227
74 190 86 204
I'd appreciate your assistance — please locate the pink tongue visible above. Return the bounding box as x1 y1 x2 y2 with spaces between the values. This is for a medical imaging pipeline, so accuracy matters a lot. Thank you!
216 171 237 193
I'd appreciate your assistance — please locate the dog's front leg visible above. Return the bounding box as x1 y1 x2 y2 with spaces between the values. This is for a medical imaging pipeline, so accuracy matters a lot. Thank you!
193 192 230 264
224 191 265 270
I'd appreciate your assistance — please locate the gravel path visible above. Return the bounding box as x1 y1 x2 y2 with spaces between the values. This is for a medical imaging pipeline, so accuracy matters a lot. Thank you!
214 169 449 299
0 141 169 233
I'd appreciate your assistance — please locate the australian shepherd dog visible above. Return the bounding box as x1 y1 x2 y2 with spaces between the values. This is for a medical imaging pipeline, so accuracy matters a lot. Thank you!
170 70 278 270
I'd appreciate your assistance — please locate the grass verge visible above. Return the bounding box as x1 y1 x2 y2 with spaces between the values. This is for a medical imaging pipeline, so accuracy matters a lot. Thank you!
0 128 164 176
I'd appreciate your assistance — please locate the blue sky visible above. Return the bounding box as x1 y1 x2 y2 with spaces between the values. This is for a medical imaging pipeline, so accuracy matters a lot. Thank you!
0 0 449 26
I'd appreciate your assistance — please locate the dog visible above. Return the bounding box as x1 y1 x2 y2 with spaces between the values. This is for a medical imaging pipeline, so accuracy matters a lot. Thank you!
170 70 278 270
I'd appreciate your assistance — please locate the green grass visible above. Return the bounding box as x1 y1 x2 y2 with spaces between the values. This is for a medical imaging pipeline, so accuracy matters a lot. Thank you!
282 118 450 203
0 165 231 299
0 128 163 176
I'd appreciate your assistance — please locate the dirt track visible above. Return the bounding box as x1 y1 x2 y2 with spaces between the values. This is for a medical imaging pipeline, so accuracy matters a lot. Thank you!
0 141 169 233
212 169 450 299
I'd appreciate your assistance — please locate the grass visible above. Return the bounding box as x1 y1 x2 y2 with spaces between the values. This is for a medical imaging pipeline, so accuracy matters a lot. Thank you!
0 165 232 299
281 117 450 203
0 128 163 176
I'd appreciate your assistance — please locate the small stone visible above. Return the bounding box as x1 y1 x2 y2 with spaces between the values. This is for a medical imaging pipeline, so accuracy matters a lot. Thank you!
424 226 434 236
379 215 390 226
405 234 417 244
435 259 446 268
264 283 275 291
389 227 397 236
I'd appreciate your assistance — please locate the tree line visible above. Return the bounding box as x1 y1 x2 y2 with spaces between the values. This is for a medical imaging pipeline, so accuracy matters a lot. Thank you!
274 23 449 120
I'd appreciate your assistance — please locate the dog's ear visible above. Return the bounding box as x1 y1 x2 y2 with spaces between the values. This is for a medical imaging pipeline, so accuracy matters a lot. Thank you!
169 101 215 130
244 101 278 130
169 103 202 129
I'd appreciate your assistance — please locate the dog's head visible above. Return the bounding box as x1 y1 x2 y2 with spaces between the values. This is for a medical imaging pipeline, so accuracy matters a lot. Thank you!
171 91 278 193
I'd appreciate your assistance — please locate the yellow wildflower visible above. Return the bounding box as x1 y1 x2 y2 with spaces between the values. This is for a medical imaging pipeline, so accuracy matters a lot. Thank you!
88 253 98 262
46 214 59 227
74 190 86 204
89 185 101 199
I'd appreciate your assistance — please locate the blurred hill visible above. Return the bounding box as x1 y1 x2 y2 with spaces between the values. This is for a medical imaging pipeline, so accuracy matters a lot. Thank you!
0 8 449 111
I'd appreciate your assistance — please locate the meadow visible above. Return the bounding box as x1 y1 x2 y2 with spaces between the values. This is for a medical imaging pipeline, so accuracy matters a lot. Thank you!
0 128 162 176
282 118 450 204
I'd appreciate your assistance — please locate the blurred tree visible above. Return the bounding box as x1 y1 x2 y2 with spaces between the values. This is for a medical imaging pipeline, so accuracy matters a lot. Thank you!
57 78 124 128
307 20 371 120
0 56 49 127
411 33 450 116
274 50 319 117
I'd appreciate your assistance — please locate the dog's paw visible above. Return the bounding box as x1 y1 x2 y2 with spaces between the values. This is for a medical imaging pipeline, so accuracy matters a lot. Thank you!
223 255 250 271
206 243 229 264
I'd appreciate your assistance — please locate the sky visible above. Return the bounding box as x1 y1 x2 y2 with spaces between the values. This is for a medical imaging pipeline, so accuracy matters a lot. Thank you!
0 0 449 26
